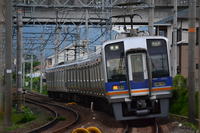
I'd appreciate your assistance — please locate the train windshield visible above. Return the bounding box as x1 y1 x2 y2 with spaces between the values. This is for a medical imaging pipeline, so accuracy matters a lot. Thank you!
128 53 148 82
147 39 169 78
105 42 126 82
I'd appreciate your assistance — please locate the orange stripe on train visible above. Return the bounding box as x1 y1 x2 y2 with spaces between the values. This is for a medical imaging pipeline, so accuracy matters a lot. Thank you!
106 87 173 95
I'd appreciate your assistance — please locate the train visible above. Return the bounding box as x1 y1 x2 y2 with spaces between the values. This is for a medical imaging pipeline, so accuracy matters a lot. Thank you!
46 36 173 120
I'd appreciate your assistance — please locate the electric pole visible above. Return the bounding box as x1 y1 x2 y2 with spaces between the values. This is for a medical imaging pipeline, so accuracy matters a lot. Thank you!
0 21 4 113
4 0 13 127
55 26 61 65
85 9 89 54
16 9 23 111
40 49 44 93
198 4 200 128
30 54 33 91
22 59 25 88
188 0 196 123
172 0 177 77
148 0 154 36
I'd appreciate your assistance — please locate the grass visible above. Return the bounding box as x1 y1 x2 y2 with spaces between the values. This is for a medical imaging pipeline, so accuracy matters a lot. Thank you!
182 121 198 130
4 106 37 132
170 74 200 130
0 112 3 129
57 116 66 121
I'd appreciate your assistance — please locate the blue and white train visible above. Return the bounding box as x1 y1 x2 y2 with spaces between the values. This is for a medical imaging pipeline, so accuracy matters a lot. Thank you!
46 36 173 120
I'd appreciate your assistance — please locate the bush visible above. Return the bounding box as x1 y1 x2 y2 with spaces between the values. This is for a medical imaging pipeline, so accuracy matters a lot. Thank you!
15 106 36 124
170 75 188 116
170 75 199 117
173 74 187 90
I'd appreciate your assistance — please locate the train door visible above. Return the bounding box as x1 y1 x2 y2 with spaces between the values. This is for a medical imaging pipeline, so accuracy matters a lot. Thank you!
127 52 149 96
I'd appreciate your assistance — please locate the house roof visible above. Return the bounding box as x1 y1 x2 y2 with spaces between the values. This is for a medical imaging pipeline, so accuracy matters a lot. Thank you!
156 7 199 24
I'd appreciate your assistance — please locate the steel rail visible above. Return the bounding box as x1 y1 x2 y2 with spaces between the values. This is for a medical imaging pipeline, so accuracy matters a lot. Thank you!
26 92 80 132
25 99 58 133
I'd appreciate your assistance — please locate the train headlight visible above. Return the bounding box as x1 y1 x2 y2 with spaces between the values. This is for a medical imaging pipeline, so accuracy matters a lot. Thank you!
112 85 124 90
154 82 166 87
113 85 119 90
110 45 119 51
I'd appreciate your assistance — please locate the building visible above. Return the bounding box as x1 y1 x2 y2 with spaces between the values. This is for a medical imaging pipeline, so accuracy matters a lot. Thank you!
155 8 199 84
46 40 102 68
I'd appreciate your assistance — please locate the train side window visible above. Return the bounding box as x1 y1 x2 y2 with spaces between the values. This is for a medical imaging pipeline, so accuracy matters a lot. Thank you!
62 70 64 88
72 69 74 88
53 72 54 88
71 68 73 88
86 66 89 88
93 65 95 88
55 70 57 88
58 70 62 88
89 65 91 89
91 65 94 89
74 68 76 88
85 66 88 89
69 69 71 88
94 65 97 88
66 69 68 84
50 72 52 88
77 67 80 89
80 67 82 86
59 70 61 88
76 67 78 89
67 69 69 88
83 67 86 89
89 65 92 89
97 64 101 88
51 72 53 88
54 71 55 88
80 67 83 89
55 70 58 88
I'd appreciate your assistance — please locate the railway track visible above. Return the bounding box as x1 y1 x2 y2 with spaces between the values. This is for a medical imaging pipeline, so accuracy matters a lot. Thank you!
25 92 80 133
25 92 171 133
122 118 163 133
25 99 58 133
170 113 199 123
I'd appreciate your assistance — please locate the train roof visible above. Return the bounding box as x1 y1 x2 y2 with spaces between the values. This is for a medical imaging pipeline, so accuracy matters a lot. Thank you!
102 36 168 48
46 52 102 71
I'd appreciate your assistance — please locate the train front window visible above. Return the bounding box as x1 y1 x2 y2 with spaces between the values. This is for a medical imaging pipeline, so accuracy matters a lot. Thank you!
128 53 146 82
147 39 169 78
105 42 126 82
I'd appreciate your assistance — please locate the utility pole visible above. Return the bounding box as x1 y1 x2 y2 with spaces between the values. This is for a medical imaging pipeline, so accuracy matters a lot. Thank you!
198 4 200 128
16 9 23 111
4 0 13 127
0 22 4 113
55 26 61 65
30 54 33 91
188 0 196 124
85 9 89 54
148 0 154 36
40 49 44 93
22 59 25 88
172 0 178 77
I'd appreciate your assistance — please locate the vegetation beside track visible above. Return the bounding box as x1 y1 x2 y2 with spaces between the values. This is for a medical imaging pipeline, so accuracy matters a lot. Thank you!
170 74 199 130
170 74 199 117
5 106 37 131
0 112 3 129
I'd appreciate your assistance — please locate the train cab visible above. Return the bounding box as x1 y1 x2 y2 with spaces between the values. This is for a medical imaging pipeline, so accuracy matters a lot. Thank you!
102 36 172 120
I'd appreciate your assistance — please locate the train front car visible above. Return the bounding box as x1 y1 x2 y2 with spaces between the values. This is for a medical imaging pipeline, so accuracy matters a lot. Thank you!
102 36 172 120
